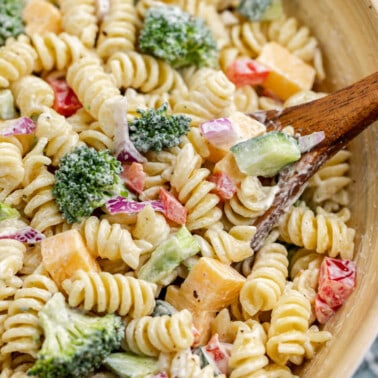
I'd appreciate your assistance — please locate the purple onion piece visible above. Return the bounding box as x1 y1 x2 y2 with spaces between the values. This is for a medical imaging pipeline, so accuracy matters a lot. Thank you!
200 118 238 146
0 117 36 136
0 227 45 244
105 196 165 214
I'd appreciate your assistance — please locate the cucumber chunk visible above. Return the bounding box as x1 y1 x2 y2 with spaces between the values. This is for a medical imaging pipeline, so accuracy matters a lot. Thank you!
138 226 200 283
230 131 301 177
103 352 159 378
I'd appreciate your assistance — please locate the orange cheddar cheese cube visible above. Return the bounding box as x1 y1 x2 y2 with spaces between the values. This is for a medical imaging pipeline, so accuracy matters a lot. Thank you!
257 42 316 100
41 229 100 287
179 257 245 311
214 152 246 185
23 0 62 35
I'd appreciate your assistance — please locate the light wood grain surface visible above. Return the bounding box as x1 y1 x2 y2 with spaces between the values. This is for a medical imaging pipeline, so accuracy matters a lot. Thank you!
283 1 378 377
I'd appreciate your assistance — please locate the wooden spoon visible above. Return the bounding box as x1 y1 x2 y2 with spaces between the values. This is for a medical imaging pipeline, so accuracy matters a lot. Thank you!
249 71 378 251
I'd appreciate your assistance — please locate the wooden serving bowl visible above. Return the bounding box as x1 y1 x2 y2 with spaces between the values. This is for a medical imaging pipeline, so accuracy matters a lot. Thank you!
285 0 378 377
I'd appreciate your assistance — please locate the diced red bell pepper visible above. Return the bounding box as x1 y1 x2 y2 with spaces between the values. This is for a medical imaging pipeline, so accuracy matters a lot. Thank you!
226 58 270 87
318 256 356 309
208 172 237 201
120 162 146 194
315 294 338 324
159 188 187 225
204 334 232 375
48 77 82 117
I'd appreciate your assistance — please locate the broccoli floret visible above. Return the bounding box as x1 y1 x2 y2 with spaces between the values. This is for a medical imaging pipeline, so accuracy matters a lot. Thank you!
52 145 128 223
0 0 25 46
138 5 218 69
237 0 283 22
129 102 191 153
27 292 125 378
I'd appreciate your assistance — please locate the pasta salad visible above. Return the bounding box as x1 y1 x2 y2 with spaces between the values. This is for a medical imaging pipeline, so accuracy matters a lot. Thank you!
0 0 357 376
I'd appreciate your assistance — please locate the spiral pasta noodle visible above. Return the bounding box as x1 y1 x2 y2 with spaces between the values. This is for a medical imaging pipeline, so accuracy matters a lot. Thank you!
30 32 89 72
21 140 65 234
267 289 311 366
96 0 138 60
0 240 26 280
141 147 180 200
132 205 170 249
59 0 98 48
229 321 269 378
66 56 123 137
78 120 115 151
173 68 235 125
76 216 149 269
302 149 352 212
1 273 58 358
224 176 278 226
62 270 158 317
0 353 36 378
239 243 288 317
10 75 54 118
36 108 82 166
195 224 255 264
0 36 37 88
107 51 187 95
278 205 355 259
123 309 194 356
171 143 222 230
0 142 24 202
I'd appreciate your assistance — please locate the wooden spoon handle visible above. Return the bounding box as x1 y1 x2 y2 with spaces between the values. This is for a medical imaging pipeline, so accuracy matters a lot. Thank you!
249 71 378 251
252 71 378 146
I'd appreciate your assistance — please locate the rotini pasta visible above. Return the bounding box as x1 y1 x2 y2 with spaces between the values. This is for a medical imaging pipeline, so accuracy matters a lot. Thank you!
123 309 194 356
96 0 138 60
0 142 24 202
11 75 54 118
239 243 288 317
62 270 158 317
0 36 37 88
266 289 311 366
229 321 269 378
66 56 123 137
59 0 98 48
30 32 89 72
171 143 222 230
76 216 149 269
195 223 255 264
107 51 187 95
224 176 278 226
0 240 26 280
173 68 235 125
0 273 58 358
278 205 355 259
36 107 82 166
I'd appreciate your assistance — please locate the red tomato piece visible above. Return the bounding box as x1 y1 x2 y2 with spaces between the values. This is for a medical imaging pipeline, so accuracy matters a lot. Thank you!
159 188 187 225
208 172 237 201
120 162 146 194
205 334 232 375
317 256 356 308
315 294 338 324
48 78 82 117
226 58 270 87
